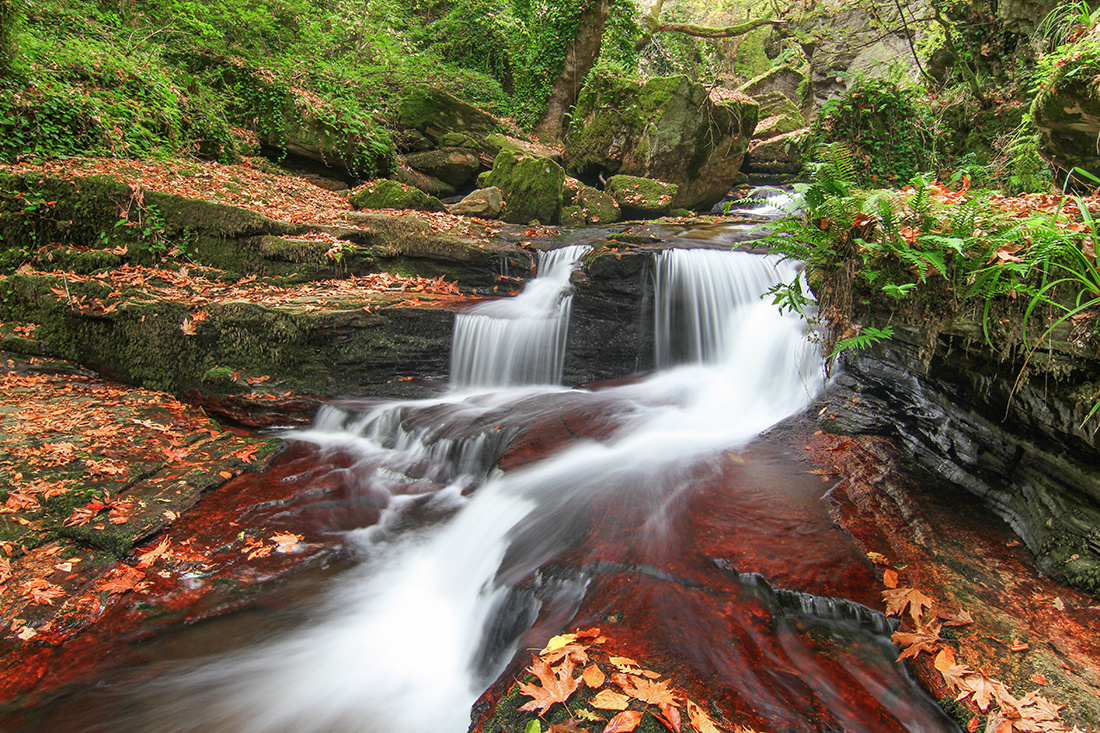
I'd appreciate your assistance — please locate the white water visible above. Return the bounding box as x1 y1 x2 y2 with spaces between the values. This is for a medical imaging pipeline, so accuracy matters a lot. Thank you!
130 249 825 733
450 245 590 389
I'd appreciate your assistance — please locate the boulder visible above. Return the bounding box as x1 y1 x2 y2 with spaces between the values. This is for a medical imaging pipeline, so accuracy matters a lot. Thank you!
799 5 928 114
742 129 806 175
448 187 504 218
755 114 806 141
393 160 456 198
484 151 565 225
738 66 808 111
754 91 805 123
1032 33 1100 178
561 206 587 226
604 175 677 219
564 73 758 210
348 179 446 212
396 86 504 144
256 107 394 180
403 148 481 188
573 184 621 224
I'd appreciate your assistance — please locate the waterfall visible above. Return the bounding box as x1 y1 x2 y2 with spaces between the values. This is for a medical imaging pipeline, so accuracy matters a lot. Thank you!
108 248 953 733
450 245 589 389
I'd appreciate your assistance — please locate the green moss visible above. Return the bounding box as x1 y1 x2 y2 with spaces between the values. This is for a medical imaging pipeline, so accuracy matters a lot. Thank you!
605 175 677 218
397 86 503 143
348 179 446 212
484 150 565 224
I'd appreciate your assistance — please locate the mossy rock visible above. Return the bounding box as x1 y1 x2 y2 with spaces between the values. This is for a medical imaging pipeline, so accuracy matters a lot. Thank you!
484 151 565 225
394 162 457 198
561 205 586 226
604 175 677 219
397 86 504 144
755 113 806 141
348 179 446 212
753 90 805 122
564 72 758 210
573 184 621 224
1031 34 1100 178
403 149 481 188
33 247 122 275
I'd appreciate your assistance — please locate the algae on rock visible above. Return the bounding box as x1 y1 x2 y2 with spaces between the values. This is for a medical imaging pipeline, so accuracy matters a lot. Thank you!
563 72 758 210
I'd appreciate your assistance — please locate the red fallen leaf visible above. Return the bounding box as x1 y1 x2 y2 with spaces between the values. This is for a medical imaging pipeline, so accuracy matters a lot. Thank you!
23 578 64 605
967 716 980 732
518 656 581 715
1031 673 1047 685
602 710 643 733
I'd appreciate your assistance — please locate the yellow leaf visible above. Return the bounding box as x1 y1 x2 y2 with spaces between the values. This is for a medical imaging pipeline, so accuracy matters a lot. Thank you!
591 689 630 711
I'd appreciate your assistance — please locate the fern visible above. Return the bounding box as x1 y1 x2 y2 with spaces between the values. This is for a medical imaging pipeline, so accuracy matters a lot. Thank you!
831 325 895 356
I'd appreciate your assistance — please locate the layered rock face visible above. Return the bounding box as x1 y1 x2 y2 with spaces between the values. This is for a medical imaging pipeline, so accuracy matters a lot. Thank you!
563 73 758 210
821 325 1100 596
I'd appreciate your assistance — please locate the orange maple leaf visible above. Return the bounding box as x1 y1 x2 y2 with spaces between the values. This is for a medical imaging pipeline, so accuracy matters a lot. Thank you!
591 689 630 711
883 587 935 624
518 656 581 715
602 710 643 733
892 620 944 661
685 701 721 733
612 673 677 707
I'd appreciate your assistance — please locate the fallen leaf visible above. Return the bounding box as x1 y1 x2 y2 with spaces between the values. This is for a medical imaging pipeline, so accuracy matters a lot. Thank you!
685 700 721 733
883 587 935 624
591 689 631 711
518 656 581 715
583 665 606 689
137 537 171 568
612 673 676 706
602 710 642 733
892 620 943 660
883 568 899 588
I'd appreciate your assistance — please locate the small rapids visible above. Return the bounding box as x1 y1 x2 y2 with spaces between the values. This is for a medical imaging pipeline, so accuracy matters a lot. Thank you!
68 247 957 733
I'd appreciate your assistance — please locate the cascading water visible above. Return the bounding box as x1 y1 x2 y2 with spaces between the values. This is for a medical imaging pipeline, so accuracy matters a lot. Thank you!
450 245 590 389
87 247 958 733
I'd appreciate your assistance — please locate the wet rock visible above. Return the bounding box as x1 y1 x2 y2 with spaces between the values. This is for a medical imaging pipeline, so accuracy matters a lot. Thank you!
820 323 1100 597
564 72 758 210
348 178 446 212
448 186 503 218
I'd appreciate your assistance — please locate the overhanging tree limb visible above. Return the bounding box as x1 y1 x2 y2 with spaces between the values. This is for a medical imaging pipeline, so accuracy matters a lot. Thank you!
651 17 787 39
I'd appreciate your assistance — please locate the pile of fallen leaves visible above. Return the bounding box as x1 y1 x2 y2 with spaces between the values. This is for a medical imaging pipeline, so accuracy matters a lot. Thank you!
20 263 461 318
0 158 354 225
506 628 738 733
871 553 1082 733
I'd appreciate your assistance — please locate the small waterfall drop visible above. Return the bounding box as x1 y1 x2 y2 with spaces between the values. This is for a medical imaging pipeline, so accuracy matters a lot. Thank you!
100 247 956 733
450 245 589 389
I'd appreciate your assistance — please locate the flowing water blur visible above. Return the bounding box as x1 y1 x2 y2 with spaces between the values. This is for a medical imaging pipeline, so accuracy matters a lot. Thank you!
52 246 957 732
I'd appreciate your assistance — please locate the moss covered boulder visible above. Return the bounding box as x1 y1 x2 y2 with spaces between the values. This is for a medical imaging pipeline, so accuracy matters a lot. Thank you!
564 72 758 210
397 86 504 144
604 175 677 219
1032 32 1100 179
484 151 565 225
348 179 446 212
403 148 481 188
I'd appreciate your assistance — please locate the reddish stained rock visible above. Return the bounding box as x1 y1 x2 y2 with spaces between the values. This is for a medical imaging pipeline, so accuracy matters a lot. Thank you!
0 441 372 720
804 428 1100 729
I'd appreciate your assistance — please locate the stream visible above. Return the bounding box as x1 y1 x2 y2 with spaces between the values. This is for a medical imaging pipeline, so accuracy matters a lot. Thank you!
14 236 961 732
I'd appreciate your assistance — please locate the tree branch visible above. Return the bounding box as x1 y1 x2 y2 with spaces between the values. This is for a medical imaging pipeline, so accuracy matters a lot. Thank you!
651 17 787 39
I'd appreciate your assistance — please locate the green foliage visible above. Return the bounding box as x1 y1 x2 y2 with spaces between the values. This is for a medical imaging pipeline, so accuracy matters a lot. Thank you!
806 77 941 186
1037 0 1100 52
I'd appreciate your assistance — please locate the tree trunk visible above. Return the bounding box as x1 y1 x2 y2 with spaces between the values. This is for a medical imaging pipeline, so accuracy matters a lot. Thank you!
535 0 611 141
